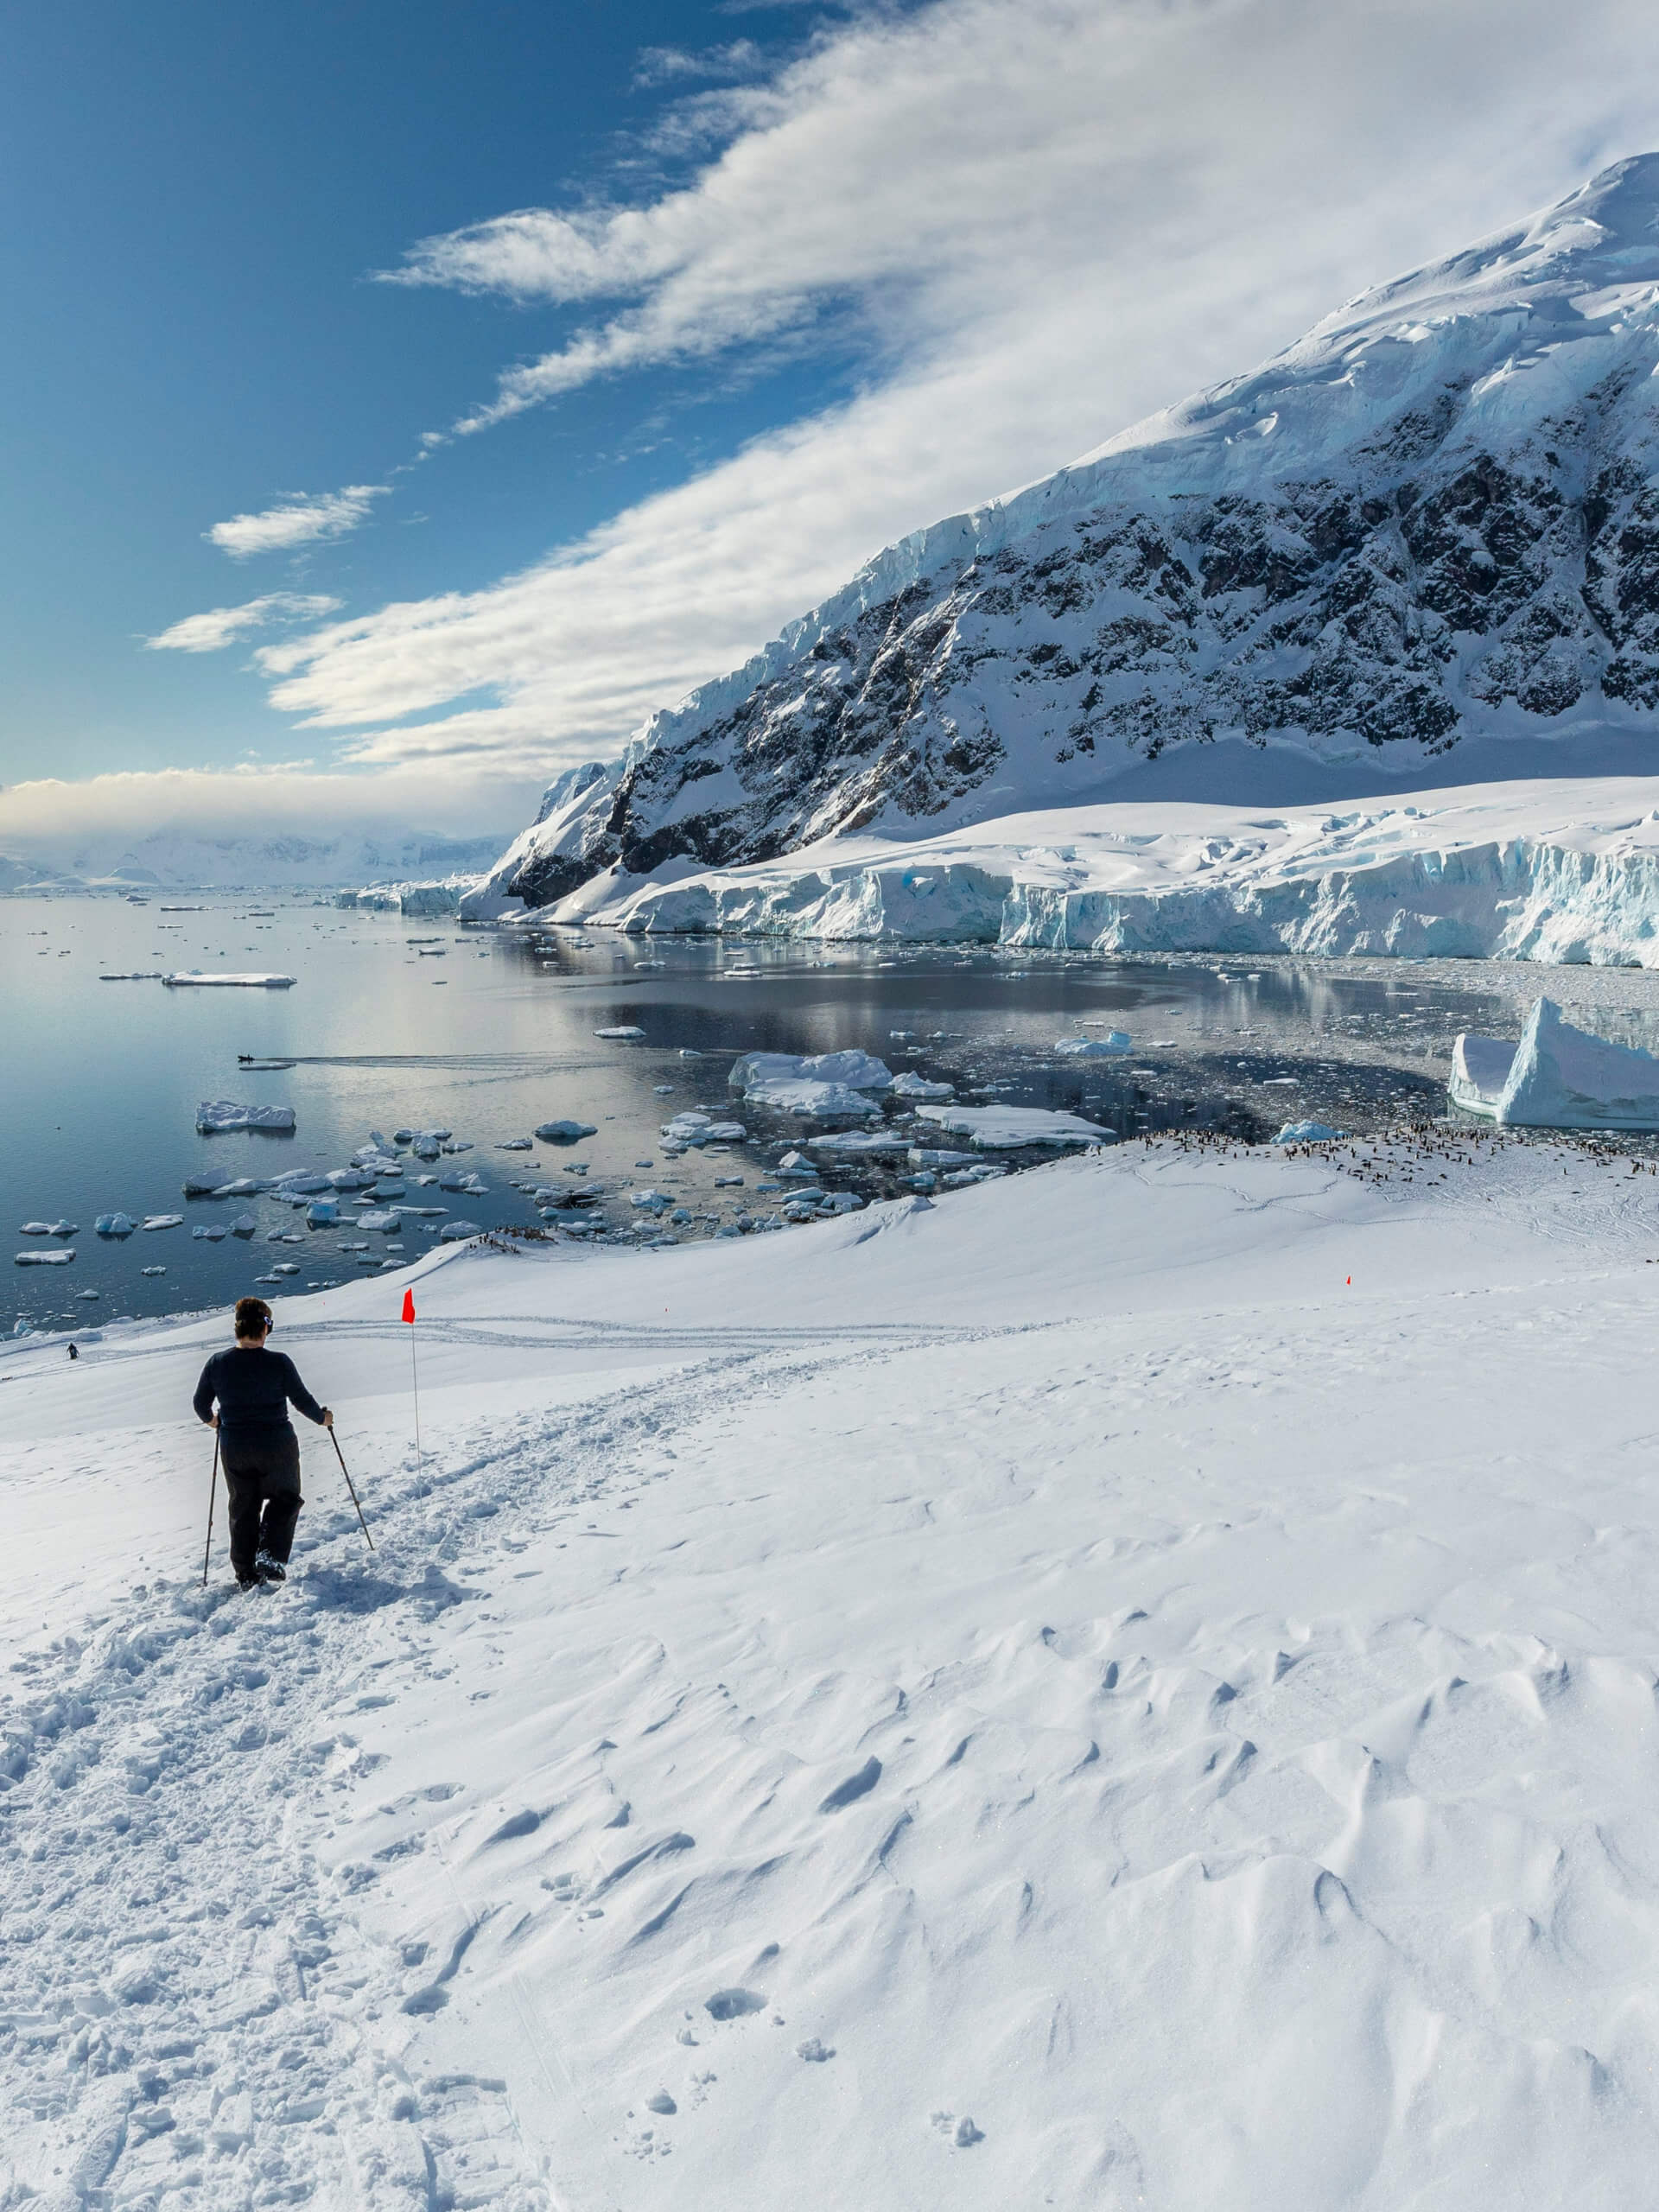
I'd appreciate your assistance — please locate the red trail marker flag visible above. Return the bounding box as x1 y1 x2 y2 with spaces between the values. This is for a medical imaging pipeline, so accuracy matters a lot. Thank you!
401 1287 422 1477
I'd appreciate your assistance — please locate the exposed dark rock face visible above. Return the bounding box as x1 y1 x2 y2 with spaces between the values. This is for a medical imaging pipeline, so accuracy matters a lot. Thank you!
489 157 1659 912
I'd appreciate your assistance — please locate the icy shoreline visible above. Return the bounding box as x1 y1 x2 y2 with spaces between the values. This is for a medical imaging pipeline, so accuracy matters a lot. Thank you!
537 774 1659 967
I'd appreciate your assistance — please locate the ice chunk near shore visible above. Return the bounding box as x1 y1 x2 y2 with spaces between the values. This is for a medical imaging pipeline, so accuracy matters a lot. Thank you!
93 1212 135 1238
536 1119 598 1143
728 1049 892 1095
918 1104 1108 1149
195 1102 296 1134
1274 1121 1344 1144
1452 997 1659 1128
439 1220 483 1240
888 1071 955 1101
807 1130 913 1157
163 971 296 988
747 1076 880 1117
594 1026 646 1040
1054 1033 1131 1056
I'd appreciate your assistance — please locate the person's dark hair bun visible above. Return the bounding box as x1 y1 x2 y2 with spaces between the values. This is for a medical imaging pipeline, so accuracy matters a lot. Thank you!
234 1296 273 1338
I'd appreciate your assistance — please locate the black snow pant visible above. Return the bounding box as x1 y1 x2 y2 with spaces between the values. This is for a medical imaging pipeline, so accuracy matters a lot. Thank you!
220 1429 304 1577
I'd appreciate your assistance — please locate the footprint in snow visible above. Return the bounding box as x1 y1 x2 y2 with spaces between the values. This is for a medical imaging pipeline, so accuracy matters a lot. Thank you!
704 1986 767 2020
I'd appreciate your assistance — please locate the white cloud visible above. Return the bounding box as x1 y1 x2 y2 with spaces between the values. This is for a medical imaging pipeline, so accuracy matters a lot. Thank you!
207 486 387 559
633 39 766 88
145 593 341 654
236 0 1659 779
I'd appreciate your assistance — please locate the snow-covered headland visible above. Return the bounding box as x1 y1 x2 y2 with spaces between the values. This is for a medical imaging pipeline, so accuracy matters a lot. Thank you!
7 1134 1659 2206
468 156 1659 953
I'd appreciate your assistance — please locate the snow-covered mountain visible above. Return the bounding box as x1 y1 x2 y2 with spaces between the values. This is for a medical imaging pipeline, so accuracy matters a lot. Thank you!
1 826 510 893
484 155 1659 916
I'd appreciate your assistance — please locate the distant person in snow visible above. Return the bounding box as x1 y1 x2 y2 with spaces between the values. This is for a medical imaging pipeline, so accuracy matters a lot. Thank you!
194 1297 333 1590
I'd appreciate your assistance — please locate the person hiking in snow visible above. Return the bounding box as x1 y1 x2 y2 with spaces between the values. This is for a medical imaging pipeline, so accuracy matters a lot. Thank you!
193 1297 333 1590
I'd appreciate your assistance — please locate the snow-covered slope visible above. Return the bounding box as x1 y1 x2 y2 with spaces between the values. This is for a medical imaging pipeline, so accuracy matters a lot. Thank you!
488 155 1659 913
0 828 511 893
574 772 1659 965
9 1138 1659 2206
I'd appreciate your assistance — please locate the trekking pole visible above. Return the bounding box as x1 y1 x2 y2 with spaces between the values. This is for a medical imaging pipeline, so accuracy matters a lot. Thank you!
200 1429 220 1587
329 1427 375 1550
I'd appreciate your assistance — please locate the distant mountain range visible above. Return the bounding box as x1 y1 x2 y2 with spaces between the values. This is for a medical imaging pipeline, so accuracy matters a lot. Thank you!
471 154 1659 919
0 828 509 894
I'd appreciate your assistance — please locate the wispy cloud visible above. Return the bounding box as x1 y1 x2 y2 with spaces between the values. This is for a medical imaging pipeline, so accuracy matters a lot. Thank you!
207 486 387 559
633 39 766 88
145 593 342 654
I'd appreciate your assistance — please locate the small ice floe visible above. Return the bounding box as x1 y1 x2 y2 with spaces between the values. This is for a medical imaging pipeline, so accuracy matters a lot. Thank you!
943 1164 1007 1187
437 1170 486 1195
1274 1120 1343 1144
652 1084 675 1095
678 1047 702 1058
17 1223 52 1236
99 970 165 981
355 1211 401 1233
229 1213 257 1237
536 1119 598 1143
594 1026 646 1040
1451 997 1659 1128
888 1071 955 1101
496 1138 534 1151
191 1224 228 1242
162 972 296 988
307 1199 340 1227
908 1147 977 1169
917 1104 1106 1150
704 1122 747 1142
630 1191 670 1212
327 1168 375 1190
94 1212 135 1237
439 1220 483 1240
47 1222 77 1236
195 1101 297 1134
211 1177 265 1198
142 1214 183 1231
141 1264 166 1276
1054 1032 1130 1057
236 1058 295 1071
663 1113 713 1143
15 1249 74 1267
807 1130 912 1158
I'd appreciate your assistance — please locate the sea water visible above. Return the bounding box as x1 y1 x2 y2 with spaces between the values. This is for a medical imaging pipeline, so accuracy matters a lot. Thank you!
9 891 1659 1336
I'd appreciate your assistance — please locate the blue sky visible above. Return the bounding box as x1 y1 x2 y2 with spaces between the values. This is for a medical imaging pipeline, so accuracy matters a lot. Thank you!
4 0 1659 851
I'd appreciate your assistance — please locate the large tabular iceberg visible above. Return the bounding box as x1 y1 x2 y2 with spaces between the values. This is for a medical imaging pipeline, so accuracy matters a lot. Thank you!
195 1102 297 1134
1450 998 1659 1128
728 1049 893 1116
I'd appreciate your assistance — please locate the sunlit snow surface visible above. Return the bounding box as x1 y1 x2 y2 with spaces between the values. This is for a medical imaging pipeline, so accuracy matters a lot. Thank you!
8 1141 1659 2205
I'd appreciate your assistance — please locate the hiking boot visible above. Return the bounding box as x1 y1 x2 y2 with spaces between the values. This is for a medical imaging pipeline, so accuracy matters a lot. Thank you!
236 1571 261 1592
255 1553 287 1584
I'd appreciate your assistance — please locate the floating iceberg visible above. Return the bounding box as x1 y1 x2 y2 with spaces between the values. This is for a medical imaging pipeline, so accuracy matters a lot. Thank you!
229 1214 257 1237
93 1212 135 1238
535 1119 598 1143
1274 1121 1344 1144
917 1103 1108 1150
17 1223 51 1237
806 1130 914 1157
1054 1033 1131 1057
142 1214 182 1231
354 1211 401 1233
191 1224 227 1242
888 1071 955 1101
195 1102 297 1135
745 1077 880 1117
1451 997 1659 1128
630 1190 671 1212
16 1249 73 1267
99 971 164 982
728 1049 892 1096
594 1026 646 1040
439 1219 484 1240
307 1199 340 1227
163 972 296 988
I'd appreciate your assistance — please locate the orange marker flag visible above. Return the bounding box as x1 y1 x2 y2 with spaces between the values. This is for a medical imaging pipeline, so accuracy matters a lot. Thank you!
401 1286 422 1475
